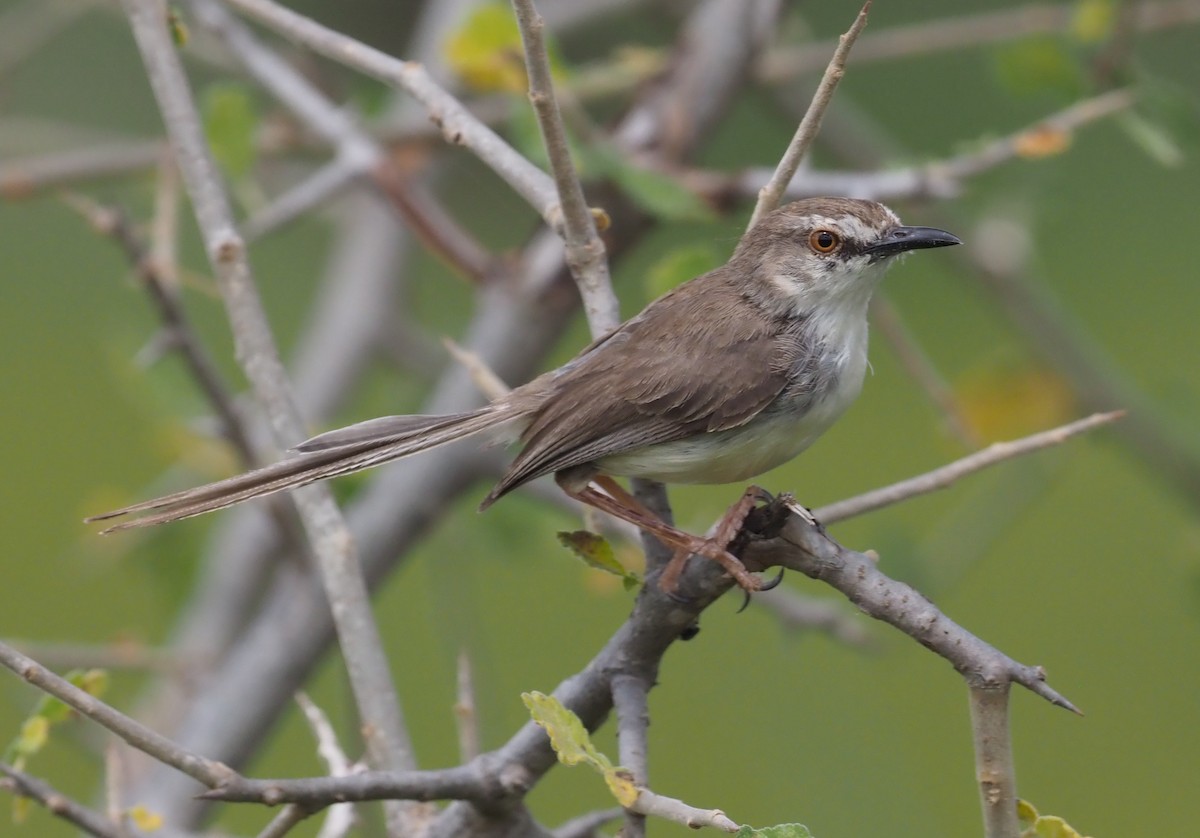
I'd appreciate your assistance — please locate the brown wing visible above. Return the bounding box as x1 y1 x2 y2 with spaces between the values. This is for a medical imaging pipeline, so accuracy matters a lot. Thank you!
483 272 807 503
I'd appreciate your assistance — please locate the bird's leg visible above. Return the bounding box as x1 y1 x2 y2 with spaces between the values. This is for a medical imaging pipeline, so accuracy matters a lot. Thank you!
659 485 776 594
557 474 768 594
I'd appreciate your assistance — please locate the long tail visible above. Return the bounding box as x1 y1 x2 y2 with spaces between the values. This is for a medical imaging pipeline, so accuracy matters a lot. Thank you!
86 407 515 532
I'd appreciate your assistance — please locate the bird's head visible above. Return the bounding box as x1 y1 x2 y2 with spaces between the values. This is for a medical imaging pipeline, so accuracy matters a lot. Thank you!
735 197 961 316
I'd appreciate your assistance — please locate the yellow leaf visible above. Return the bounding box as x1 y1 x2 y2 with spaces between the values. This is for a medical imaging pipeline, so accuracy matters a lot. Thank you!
128 805 164 831
1017 798 1040 827
522 691 605 769
1014 125 1072 159
605 768 640 807
12 795 30 824
443 3 528 93
1071 0 1116 43
956 362 1076 443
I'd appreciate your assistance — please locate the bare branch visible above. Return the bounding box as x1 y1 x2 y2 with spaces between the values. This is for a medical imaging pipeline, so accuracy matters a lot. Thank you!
454 650 482 763
256 803 317 838
512 0 619 334
63 193 258 466
761 0 1200 79
222 0 560 223
0 641 236 787
0 140 165 199
969 686 1020 838
753 586 872 646
611 673 651 837
743 509 1080 713
628 788 739 832
750 1 870 227
815 411 1124 524
552 807 623 838
1 762 121 838
121 0 416 796
443 337 513 400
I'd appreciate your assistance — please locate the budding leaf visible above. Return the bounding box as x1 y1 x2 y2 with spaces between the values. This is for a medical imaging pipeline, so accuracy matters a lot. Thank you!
992 37 1086 101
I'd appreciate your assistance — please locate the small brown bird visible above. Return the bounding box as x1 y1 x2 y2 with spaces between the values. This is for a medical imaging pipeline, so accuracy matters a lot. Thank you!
89 197 959 591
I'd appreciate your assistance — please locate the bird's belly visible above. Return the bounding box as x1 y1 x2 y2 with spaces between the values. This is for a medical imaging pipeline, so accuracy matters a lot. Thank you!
596 404 847 485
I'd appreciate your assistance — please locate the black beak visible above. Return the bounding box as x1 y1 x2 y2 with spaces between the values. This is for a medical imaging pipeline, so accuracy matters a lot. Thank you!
866 225 961 260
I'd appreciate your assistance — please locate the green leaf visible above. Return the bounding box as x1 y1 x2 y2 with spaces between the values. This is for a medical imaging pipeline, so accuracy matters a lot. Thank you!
991 37 1086 100
734 824 816 838
523 690 608 769
644 243 721 299
13 716 48 759
558 531 641 588
443 1 570 93
522 691 639 806
202 83 258 180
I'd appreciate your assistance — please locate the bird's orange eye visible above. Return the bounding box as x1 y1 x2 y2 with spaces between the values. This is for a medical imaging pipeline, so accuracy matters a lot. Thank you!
809 230 840 253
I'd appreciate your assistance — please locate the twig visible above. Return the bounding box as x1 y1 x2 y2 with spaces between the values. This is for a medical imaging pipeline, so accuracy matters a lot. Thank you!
122 0 416 798
628 788 739 832
749 1 870 227
222 0 560 224
969 686 1020 838
761 0 1200 79
257 803 317 838
443 337 512 400
0 0 101 78
965 214 1200 506
3 639 198 674
295 692 361 838
871 295 979 449
512 0 619 334
455 650 482 763
611 674 651 838
0 641 236 787
0 140 165 200
814 411 1124 524
1 762 122 838
744 511 1080 713
63 193 259 466
552 807 623 838
753 586 872 645
189 0 491 281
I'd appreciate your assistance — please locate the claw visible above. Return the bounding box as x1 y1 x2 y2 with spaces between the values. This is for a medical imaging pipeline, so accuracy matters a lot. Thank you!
735 567 785 613
760 567 785 591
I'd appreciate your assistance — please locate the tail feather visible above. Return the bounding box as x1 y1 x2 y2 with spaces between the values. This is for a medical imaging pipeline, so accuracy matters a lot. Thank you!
86 408 511 532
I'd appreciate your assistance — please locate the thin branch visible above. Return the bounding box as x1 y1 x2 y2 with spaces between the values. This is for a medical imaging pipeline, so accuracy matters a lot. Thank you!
122 0 416 794
455 650 482 763
221 0 560 224
63 194 258 466
1 762 121 838
814 411 1124 525
628 788 739 832
189 0 491 281
552 807 623 838
256 803 317 838
0 641 236 787
3 639 198 675
743 509 1080 713
753 586 872 646
443 337 512 400
749 1 870 227
611 674 651 838
512 0 619 334
0 140 165 199
871 295 979 449
761 0 1200 80
969 686 1020 838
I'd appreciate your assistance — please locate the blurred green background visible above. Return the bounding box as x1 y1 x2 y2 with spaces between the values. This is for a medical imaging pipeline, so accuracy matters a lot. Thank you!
2 1 1199 836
